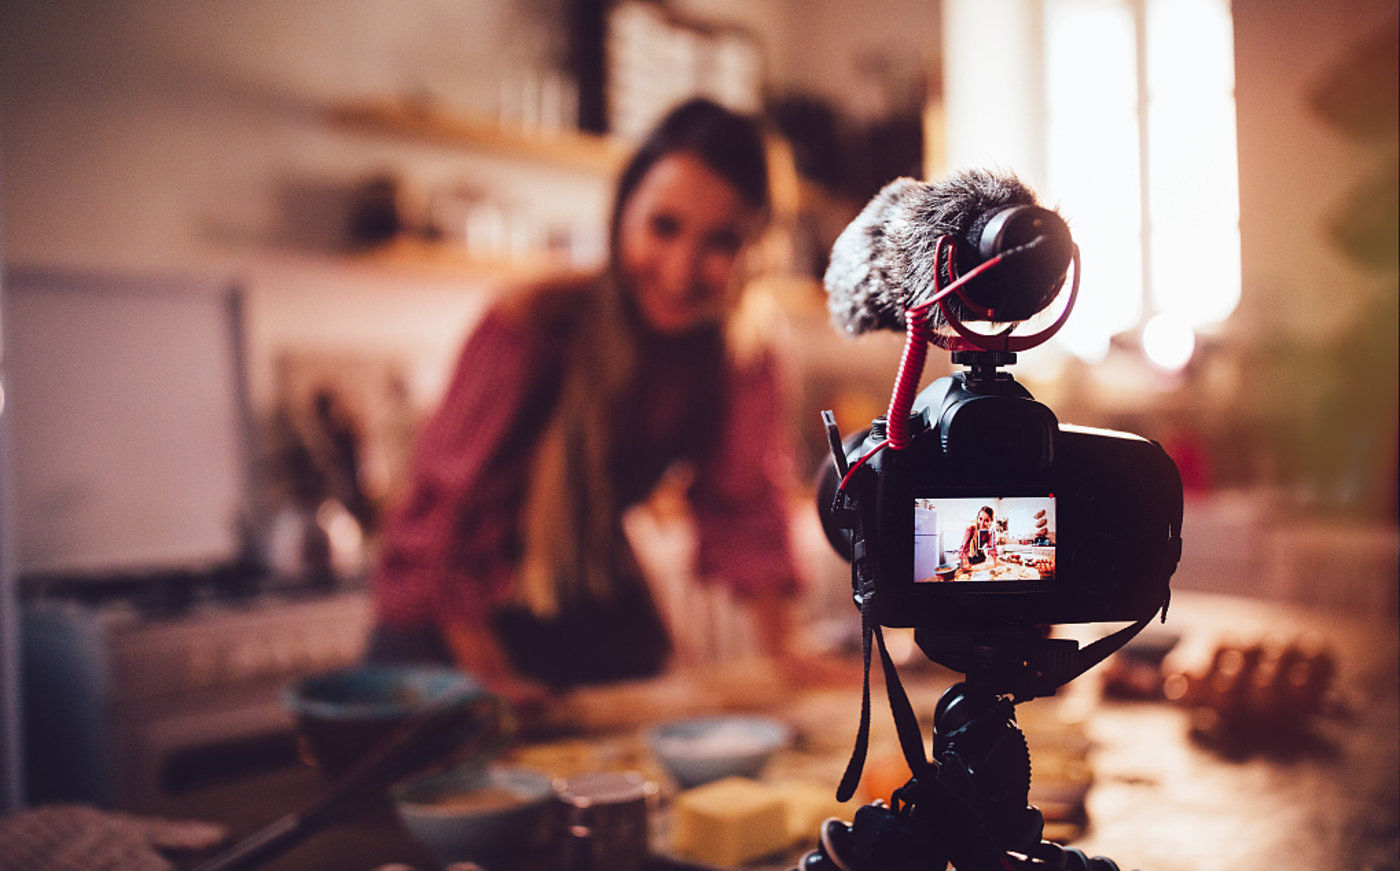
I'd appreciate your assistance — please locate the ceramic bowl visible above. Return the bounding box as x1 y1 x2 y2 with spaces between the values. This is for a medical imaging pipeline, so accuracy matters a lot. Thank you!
286 665 480 777
392 764 553 869
646 714 793 788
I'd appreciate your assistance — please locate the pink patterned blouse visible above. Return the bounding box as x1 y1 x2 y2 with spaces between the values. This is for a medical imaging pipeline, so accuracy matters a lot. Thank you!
371 299 801 633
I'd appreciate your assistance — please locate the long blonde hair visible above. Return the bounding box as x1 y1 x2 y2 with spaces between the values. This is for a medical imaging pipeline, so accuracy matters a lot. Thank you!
515 275 640 616
514 99 773 618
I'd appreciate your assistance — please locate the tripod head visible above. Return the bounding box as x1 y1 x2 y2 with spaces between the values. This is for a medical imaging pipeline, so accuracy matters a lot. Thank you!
918 629 1095 704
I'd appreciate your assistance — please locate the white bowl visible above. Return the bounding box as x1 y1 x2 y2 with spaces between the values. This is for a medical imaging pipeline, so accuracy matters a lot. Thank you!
392 764 552 869
647 715 793 788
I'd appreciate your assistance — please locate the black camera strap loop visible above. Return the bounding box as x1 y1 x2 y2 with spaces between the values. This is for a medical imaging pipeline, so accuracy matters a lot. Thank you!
877 619 936 784
837 546 934 803
836 553 875 802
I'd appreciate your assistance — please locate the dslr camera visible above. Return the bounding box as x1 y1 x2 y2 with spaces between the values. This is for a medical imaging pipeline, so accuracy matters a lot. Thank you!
818 170 1183 644
798 170 1185 871
819 356 1183 634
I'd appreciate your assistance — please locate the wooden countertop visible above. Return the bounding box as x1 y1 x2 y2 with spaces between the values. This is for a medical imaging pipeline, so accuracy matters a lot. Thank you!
160 592 1397 871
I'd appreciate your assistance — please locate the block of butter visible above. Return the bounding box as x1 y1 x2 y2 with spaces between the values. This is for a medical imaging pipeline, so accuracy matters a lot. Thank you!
671 777 790 867
770 781 853 846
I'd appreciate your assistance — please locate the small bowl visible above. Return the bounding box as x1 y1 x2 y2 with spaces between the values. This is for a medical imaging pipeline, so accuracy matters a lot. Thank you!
646 715 793 788
286 665 480 777
393 764 553 869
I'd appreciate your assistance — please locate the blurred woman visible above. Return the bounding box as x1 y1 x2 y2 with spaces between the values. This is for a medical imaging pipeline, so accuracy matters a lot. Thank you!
368 99 814 703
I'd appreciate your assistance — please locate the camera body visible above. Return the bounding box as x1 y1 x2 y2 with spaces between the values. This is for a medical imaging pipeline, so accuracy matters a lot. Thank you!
823 353 1182 634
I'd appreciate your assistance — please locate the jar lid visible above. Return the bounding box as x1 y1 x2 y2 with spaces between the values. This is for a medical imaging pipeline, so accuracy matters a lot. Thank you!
553 770 652 808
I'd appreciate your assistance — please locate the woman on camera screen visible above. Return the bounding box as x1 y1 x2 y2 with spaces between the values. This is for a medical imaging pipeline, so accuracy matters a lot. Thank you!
958 505 1001 572
367 99 818 705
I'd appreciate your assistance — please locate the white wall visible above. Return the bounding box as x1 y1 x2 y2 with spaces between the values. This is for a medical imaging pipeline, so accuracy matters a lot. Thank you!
0 1 622 412
942 0 1045 184
0 0 952 412
1232 0 1398 341
2 2 597 267
0 0 945 276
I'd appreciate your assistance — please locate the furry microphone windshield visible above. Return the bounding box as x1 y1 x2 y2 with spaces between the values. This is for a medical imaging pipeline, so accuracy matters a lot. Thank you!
823 169 1069 336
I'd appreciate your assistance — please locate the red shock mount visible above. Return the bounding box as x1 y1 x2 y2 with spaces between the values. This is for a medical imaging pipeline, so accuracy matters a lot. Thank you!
884 236 1081 452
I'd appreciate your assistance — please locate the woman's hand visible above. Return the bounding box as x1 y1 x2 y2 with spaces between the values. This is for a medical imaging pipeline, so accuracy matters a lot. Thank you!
440 617 559 719
485 672 557 720
745 588 865 688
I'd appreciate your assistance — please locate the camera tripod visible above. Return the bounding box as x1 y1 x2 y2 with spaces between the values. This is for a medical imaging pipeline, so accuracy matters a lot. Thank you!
791 631 1135 871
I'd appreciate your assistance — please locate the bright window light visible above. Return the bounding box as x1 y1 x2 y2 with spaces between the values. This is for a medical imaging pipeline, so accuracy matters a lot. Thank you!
1146 0 1241 327
1142 313 1197 371
1042 0 1240 359
1045 0 1143 362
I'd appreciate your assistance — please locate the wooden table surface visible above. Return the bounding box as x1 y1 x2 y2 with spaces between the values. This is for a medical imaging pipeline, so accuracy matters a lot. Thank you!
163 592 1398 871
1067 593 1400 871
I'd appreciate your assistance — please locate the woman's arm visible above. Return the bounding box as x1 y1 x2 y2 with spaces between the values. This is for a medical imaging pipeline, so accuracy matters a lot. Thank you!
439 615 554 710
688 348 802 603
372 293 567 665
958 524 976 569
688 349 865 684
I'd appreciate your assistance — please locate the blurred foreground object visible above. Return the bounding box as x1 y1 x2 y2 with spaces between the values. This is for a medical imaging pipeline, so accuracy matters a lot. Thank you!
552 771 654 871
195 675 509 871
287 666 491 777
1100 629 1182 700
0 804 225 871
1164 635 1339 752
391 765 553 871
646 714 792 787
670 776 791 868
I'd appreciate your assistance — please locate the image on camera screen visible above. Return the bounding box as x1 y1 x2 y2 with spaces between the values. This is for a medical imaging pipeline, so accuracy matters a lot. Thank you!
913 496 1056 583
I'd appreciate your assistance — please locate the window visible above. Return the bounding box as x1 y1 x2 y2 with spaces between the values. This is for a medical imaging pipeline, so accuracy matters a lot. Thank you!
946 0 1241 369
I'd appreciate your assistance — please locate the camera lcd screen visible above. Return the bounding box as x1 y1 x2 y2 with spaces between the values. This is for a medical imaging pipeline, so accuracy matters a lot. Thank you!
913 496 1056 584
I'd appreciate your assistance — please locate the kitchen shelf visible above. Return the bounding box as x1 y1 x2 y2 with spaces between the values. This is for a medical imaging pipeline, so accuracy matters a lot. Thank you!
346 236 579 281
329 99 628 175
222 238 582 287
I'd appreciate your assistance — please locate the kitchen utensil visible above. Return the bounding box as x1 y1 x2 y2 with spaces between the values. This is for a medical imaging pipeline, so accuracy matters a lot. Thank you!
193 683 510 871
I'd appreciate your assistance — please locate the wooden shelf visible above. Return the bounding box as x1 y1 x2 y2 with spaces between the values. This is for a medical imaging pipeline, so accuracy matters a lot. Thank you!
345 236 578 281
329 100 627 175
211 238 584 290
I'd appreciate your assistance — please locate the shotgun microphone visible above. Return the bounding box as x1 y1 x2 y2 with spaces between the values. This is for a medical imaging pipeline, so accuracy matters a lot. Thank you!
824 169 1074 336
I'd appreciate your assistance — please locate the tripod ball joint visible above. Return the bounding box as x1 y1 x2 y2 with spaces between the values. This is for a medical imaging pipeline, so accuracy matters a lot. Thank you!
786 682 1139 871
1011 840 1124 871
794 807 945 871
1050 845 1122 871
793 819 1127 871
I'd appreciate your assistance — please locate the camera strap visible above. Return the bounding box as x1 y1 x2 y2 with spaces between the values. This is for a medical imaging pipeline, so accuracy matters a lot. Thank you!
837 546 935 802
837 554 1173 803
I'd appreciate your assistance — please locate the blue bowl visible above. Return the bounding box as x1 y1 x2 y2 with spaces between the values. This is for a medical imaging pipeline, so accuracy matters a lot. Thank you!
392 764 553 869
647 715 793 787
286 665 480 776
